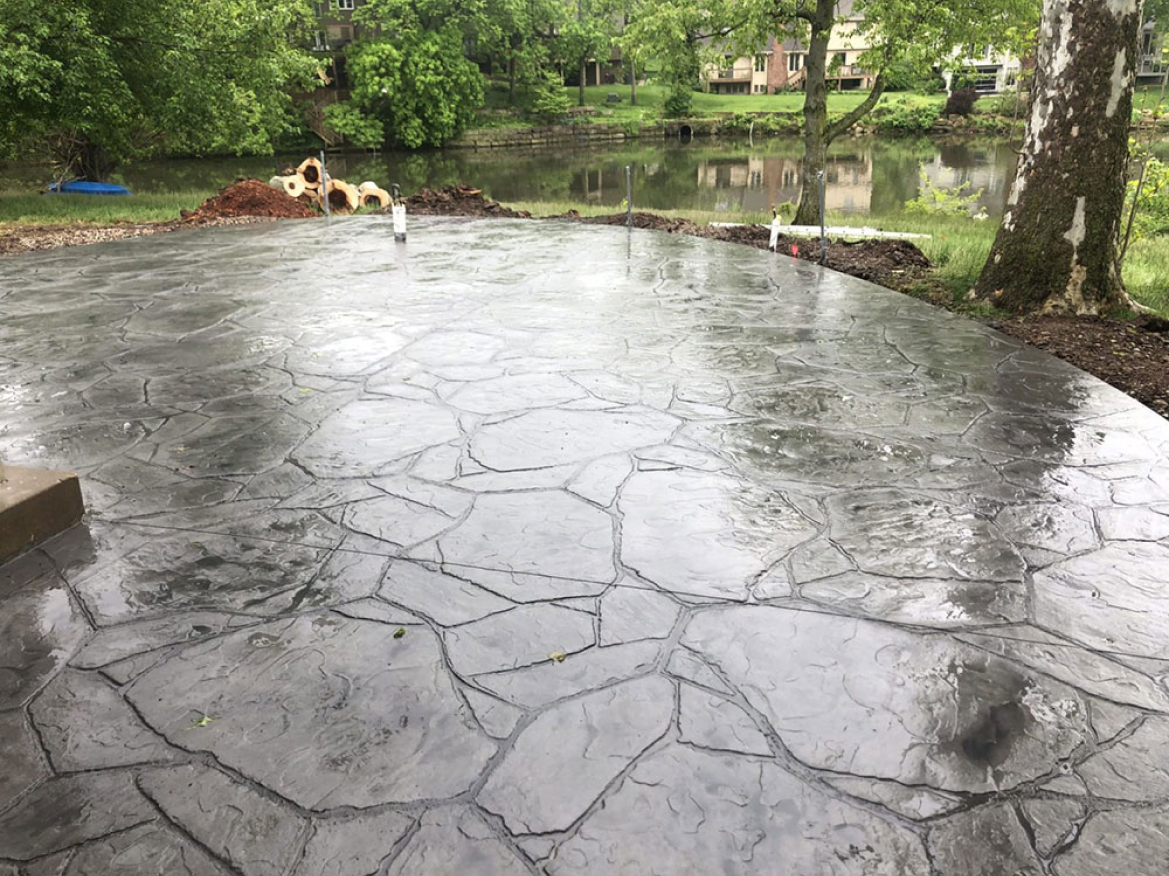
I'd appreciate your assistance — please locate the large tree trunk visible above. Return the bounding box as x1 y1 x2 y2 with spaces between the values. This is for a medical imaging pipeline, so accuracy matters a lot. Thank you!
580 59 587 106
793 13 832 226
974 0 1142 314
630 52 637 105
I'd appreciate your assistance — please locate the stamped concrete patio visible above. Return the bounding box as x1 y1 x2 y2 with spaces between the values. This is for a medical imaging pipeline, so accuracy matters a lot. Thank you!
3 217 1169 875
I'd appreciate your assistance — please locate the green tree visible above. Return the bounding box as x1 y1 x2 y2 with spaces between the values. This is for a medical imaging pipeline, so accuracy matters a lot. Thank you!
0 0 318 179
343 30 484 149
626 0 1038 224
763 0 1039 225
621 0 730 107
558 1 611 107
529 69 571 121
484 0 564 107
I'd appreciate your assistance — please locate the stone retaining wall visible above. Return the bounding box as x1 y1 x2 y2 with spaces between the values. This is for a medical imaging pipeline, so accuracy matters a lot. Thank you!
450 124 656 149
450 119 736 149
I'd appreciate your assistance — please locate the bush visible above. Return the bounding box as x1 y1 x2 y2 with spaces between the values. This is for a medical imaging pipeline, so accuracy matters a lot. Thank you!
884 60 947 94
721 112 754 134
872 102 939 134
905 167 984 217
664 86 693 118
1125 156 1169 243
322 102 385 149
528 72 570 123
944 87 980 117
981 89 1023 117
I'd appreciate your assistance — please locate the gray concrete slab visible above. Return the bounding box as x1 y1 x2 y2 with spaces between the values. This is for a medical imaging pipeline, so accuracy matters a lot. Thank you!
3 216 1169 874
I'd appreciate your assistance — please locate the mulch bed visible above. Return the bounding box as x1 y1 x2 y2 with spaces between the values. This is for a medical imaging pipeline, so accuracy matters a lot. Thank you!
992 315 1169 417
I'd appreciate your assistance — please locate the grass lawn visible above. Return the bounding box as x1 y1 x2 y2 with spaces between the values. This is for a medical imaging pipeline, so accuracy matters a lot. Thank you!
502 198 1169 319
0 190 214 229
480 82 945 127
572 84 942 121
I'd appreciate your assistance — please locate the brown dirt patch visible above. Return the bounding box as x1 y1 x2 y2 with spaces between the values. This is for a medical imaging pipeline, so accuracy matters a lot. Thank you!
183 179 317 222
992 315 1169 417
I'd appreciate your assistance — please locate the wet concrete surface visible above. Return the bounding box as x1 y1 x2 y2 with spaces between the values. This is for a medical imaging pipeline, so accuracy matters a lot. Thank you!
2 216 1169 874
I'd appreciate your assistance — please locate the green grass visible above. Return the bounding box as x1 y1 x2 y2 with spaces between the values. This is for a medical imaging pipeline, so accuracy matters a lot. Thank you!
502 198 1169 318
1123 236 1169 316
0 190 214 228
477 83 946 128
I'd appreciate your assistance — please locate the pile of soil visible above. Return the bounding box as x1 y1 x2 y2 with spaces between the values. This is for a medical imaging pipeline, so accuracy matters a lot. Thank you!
182 179 316 222
398 185 532 218
570 211 701 235
703 225 932 286
992 315 1169 416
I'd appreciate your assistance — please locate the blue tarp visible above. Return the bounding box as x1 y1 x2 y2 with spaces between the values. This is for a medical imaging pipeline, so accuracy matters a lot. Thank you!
48 180 132 196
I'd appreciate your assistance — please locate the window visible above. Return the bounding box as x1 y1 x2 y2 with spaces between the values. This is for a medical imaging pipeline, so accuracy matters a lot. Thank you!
788 53 803 72
312 31 329 51
337 0 355 10
835 52 848 67
755 54 767 73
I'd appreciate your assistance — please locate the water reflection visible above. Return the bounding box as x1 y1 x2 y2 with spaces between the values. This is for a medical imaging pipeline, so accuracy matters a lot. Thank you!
3 137 1034 219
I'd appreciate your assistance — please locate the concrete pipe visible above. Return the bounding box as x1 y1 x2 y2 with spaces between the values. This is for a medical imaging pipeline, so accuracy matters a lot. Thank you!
360 187 391 209
358 181 380 193
324 179 360 215
298 157 323 187
269 175 306 199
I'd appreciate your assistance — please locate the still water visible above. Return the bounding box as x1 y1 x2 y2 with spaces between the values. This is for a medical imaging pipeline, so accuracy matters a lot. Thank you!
75 136 1026 218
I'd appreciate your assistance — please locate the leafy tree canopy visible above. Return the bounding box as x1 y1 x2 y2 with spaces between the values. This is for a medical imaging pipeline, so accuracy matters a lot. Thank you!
0 0 319 177
344 29 484 149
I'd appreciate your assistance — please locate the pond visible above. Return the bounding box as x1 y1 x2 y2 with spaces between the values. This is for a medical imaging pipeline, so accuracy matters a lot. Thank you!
13 136 1028 218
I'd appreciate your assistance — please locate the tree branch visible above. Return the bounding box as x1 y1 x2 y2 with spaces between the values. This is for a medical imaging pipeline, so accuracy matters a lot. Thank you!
826 71 886 141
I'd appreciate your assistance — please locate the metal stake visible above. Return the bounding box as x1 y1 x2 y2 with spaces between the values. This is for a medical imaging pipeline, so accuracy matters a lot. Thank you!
320 150 331 219
625 166 633 230
818 170 826 265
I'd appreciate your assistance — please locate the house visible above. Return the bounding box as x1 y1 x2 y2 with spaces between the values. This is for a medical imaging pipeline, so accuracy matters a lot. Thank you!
944 46 1021 95
705 1 876 95
309 0 371 94
312 0 367 59
1139 18 1167 86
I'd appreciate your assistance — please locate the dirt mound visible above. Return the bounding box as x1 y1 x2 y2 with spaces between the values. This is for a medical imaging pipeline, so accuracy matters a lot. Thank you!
399 185 531 218
183 179 317 223
993 315 1169 417
573 211 701 234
